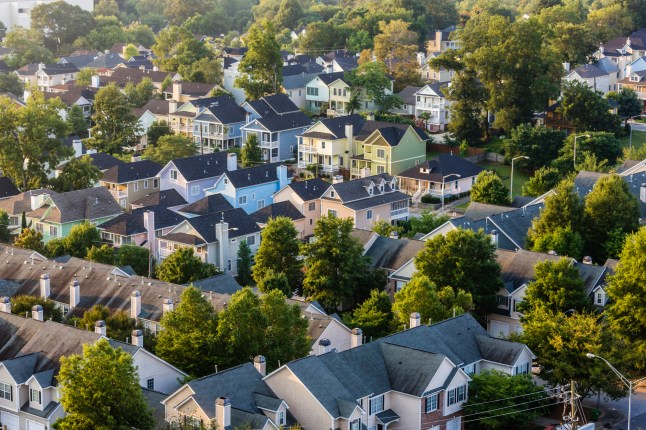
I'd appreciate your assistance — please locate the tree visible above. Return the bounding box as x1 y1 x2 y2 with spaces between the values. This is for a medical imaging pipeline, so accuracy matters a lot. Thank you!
11 295 63 322
54 338 154 430
146 121 172 147
87 83 141 154
81 16 129 52
93 0 119 17
240 133 262 167
143 134 197 165
152 26 213 73
179 57 223 84
63 221 101 258
31 1 95 52
74 68 94 86
403 210 449 238
125 23 156 48
75 304 138 342
608 88 643 125
163 0 211 25
343 289 394 339
276 0 303 29
302 216 371 309
123 43 139 60
470 171 511 206
554 132 622 173
344 61 402 113
52 156 102 192
522 166 562 197
504 124 566 170
14 228 44 253
156 247 218 284
583 174 640 262
0 210 10 243
586 3 634 45
44 238 66 258
0 73 24 96
257 269 291 297
87 244 116 265
605 227 646 369
156 286 219 377
66 104 87 134
414 228 502 316
531 227 585 260
0 92 71 190
3 27 54 68
124 77 155 108
237 239 252 287
235 19 282 100
116 245 152 277
559 81 619 133
252 217 302 293
393 274 473 328
464 371 548 430
372 19 420 92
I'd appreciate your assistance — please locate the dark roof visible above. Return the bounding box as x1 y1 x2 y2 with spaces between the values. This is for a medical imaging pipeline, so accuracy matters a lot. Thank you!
328 173 397 202
16 63 78 76
305 114 365 139
162 81 219 97
570 63 606 78
397 154 483 182
397 85 422 105
282 71 323 90
58 54 100 68
421 82 445 98
601 28 646 52
343 190 409 211
282 63 324 76
511 195 535 208
260 94 300 115
284 178 330 201
224 47 248 56
316 71 349 86
355 121 428 144
181 208 260 242
131 189 187 209
464 202 515 221
364 237 424 271
84 53 124 69
574 170 646 222
0 177 20 199
178 194 235 216
27 187 122 224
170 152 231 181
223 163 288 189
83 152 125 171
98 206 185 236
0 189 56 216
190 274 242 295
101 67 170 87
43 86 97 106
245 99 273 117
253 111 312 132
138 99 171 116
124 58 154 69
250 201 305 224
162 232 205 245
193 95 247 124
102 159 161 184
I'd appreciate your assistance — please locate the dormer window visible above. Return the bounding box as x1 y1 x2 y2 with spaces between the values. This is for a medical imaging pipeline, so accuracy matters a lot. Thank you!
330 190 335 198
380 184 384 192
30 388 41 404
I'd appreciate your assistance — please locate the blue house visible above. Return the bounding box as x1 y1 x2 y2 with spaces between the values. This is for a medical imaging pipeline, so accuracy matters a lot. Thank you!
192 95 249 153
205 163 291 214
241 112 312 162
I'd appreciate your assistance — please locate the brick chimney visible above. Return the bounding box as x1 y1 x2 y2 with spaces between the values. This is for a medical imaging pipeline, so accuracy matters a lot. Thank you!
31 305 43 321
351 328 363 348
131 291 141 319
95 320 107 336
254 355 266 376
131 329 144 347
0 297 11 313
410 312 421 328
70 280 80 309
215 397 231 429
40 274 50 299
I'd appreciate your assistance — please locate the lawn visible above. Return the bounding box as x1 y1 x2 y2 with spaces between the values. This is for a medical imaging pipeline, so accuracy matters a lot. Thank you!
617 129 646 150
483 136 506 153
478 162 530 198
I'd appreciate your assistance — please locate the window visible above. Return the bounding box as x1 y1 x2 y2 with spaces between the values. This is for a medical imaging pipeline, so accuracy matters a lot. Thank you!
134 182 139 192
227 259 232 271
321 142 326 149
257 200 265 210
367 209 373 220
425 393 438 413
377 166 385 174
251 193 256 200
153 179 158 188
144 180 149 189
278 411 285 426
513 299 522 313
290 145 294 153
377 149 385 158
328 209 337 217
596 291 604 305
350 420 360 430
245 235 256 246
18 8 27 13
515 362 529 375
49 225 58 237
170 170 178 181
330 190 335 198
447 385 467 406
191 185 200 196
35 223 43 233
462 363 475 376
0 382 12 401
289 91 293 97
306 87 319 96
310 219 313 225
333 88 337 96
369 395 384 415
343 89 347 97
146 378 155 390
308 202 316 211
30 388 41 404
238 195 247 205
298 89 302 96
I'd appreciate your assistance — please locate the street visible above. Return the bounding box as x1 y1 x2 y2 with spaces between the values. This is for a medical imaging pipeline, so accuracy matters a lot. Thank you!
583 387 646 430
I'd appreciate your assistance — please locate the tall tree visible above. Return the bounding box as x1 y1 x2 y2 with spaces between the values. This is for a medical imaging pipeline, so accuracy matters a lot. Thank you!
179 57 223 85
240 133 262 167
343 289 394 340
54 339 154 430
235 19 282 100
275 0 303 29
31 1 95 52
608 88 643 125
522 166 562 197
63 221 101 258
345 61 402 113
252 217 302 293
372 19 420 92
81 16 129 52
52 156 102 192
3 27 54 68
66 104 87 134
156 247 220 284
124 77 155 108
152 26 213 73
554 132 621 173
559 81 619 133
87 244 116 265
163 0 211 25
504 124 566 170
237 239 253 287
470 170 511 206
0 72 24 96
0 210 10 243
93 0 119 17
146 121 172 147
257 269 291 297
116 245 152 277
125 23 156 48
143 134 197 165
74 68 94 86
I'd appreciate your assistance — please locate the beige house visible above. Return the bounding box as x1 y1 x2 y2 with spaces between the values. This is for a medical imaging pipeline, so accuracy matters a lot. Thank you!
100 160 162 209
15 63 78 91
273 178 330 238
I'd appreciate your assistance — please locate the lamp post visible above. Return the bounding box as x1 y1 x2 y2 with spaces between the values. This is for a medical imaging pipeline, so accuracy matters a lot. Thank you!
573 134 591 169
441 173 461 213
586 353 646 430
510 156 529 200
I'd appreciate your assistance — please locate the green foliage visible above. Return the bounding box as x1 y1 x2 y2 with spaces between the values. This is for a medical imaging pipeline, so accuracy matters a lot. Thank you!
504 124 566 170
146 121 172 147
343 289 394 340
559 81 619 133
345 61 402 113
44 238 66 258
0 210 10 243
258 269 291 297
31 1 95 52
125 23 156 48
14 228 45 253
124 77 155 108
235 19 282 100
252 217 302 293
123 43 139 60
52 155 102 192
556 132 622 172
522 166 562 197
143 134 197 165
152 26 213 73
54 338 154 430
63 221 101 258
156 247 220 284
240 134 262 167
275 0 303 29
531 226 584 260
179 57 223 84
373 19 420 92
3 27 54 68
74 68 94 87
414 228 502 317
11 295 63 322
371 219 405 238
80 16 129 52
403 210 449 238
464 371 548 429
470 170 511 206
0 73 24 96
116 245 152 277
608 88 643 121
93 0 119 17
66 104 87 134
87 244 116 265
74 304 140 342
237 240 253 287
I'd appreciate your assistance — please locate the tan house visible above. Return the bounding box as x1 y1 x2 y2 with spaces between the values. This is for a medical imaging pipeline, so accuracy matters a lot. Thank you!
162 80 221 102
99 159 162 209
15 63 78 91
273 178 330 238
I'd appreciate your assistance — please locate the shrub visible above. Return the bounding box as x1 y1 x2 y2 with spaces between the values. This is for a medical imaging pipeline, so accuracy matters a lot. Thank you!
421 194 440 204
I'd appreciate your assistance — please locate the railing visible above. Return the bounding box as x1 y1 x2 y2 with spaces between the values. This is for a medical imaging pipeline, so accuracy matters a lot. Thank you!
300 145 317 153
636 92 646 100
260 140 278 149
321 164 340 173
417 102 442 109
159 247 208 262
297 160 307 169
391 208 409 217
110 189 128 198
326 109 338 117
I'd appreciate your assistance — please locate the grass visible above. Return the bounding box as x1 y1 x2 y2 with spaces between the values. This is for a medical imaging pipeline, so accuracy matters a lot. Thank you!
453 201 471 212
617 129 646 150
478 161 530 198
483 136 506 153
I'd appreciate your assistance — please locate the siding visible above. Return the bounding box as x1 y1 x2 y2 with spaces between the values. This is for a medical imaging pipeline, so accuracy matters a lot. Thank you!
315 319 352 355
133 350 185 395
389 391 421 430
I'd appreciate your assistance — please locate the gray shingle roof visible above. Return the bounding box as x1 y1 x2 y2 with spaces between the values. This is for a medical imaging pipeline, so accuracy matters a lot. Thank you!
254 111 312 132
328 173 397 203
397 85 422 105
98 205 185 236
170 152 231 182
343 190 409 211
131 189 187 209
364 236 424 271
250 201 305 224
283 71 323 90
223 163 288 189
178 194 235 216
195 96 247 124
570 63 606 78
260 94 300 114
2 353 39 383
183 208 260 242
28 187 122 224
316 71 349 86
101 159 161 184
284 178 330 201
355 121 428 144
0 177 19 199
190 274 242 295
397 154 483 182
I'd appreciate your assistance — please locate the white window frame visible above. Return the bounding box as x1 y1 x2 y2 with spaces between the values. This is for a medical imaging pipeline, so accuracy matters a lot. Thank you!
144 179 149 189
0 382 12 401
30 388 41 404
170 170 178 181
238 195 247 205
49 225 58 237
377 149 385 158
425 393 438 413
191 185 200 196
366 209 373 220
245 235 256 246
369 394 384 415
257 200 265 210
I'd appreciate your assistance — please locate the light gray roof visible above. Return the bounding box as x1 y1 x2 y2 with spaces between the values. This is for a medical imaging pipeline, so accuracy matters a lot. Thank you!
27 187 122 224
364 236 424 271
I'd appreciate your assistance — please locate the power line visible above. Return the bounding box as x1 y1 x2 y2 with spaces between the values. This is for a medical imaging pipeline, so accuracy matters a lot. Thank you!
462 385 560 407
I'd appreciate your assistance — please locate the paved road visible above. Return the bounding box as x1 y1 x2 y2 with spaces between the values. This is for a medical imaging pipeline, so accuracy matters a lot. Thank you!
583 387 646 429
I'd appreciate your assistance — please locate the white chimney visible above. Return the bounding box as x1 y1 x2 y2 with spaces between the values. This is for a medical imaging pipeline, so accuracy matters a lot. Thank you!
332 175 343 184
40 274 50 299
144 210 156 260
366 112 375 121
345 123 354 152
351 328 363 348
172 80 182 101
162 298 174 315
0 297 11 313
215 222 230 273
490 230 499 248
168 100 177 114
227 153 237 171
318 338 331 354
254 355 266 376
30 193 47 210
640 183 645 203
95 320 107 336
131 291 141 319
410 312 421 328
582 256 593 265
91 75 100 88
72 139 84 157
131 329 144 347
31 305 43 321
277 165 288 189
70 280 80 309
215 397 231 429
246 111 252 124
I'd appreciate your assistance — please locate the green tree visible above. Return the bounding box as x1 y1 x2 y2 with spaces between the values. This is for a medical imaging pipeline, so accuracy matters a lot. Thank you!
504 124 566 170
404 210 449 238
54 338 154 430
179 57 223 85
257 269 291 297
583 174 640 262
81 16 129 52
152 25 212 73
522 166 562 197
343 289 394 339
0 73 24 96
11 295 63 322
240 133 262 167
87 82 141 154
146 121 172 147
87 244 116 265
555 132 622 171
235 19 282 100
93 0 119 17
163 0 211 25
0 210 10 243
372 19 420 92
156 286 219 377
143 134 197 165
608 88 643 125
63 221 101 258
3 27 54 68
74 68 94 87
13 228 45 253
52 155 102 192
123 43 139 60
345 61 402 113
0 92 71 190
414 228 502 316
156 247 218 284
31 1 95 52
124 77 155 108
586 3 634 45
125 23 156 48
116 245 153 277
464 371 548 430
44 238 66 258
237 239 253 287
275 0 303 29
470 171 511 206
393 274 473 328
531 226 585 259
252 217 302 293
559 81 619 133
66 104 87 134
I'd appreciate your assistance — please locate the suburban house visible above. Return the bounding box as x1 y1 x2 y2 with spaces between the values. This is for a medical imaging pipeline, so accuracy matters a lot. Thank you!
99 68 173 91
97 205 185 247
162 80 220 102
0 177 19 200
392 85 421 116
617 70 646 107
15 63 78 91
55 152 125 180
176 194 235 218
192 95 248 152
419 52 455 84
204 163 291 214
158 152 237 204
427 25 459 53
241 112 312 162
593 28 646 80
414 84 450 132
0 189 57 233
319 174 410 230
563 59 619 94
282 68 324 110
133 99 172 147
273 178 329 238
43 86 97 121
625 55 646 78
397 155 484 203
242 94 301 119
316 50 359 73
99 159 162 209
250 200 306 233
131 189 188 210
26 187 122 243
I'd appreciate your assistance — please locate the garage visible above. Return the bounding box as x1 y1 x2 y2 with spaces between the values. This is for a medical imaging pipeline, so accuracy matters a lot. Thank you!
0 411 19 430
26 419 47 430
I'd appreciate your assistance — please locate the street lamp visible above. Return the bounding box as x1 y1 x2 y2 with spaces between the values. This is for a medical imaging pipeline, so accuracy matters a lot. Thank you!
441 174 461 213
586 353 646 430
573 134 591 169
510 156 529 200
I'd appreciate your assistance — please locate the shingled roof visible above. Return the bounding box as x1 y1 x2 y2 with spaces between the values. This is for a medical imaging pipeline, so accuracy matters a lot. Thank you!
250 201 305 225
27 187 122 224
102 159 162 184
398 154 483 182
0 177 20 199
178 194 235 216
283 178 330 201
169 152 231 182
131 189 187 209
98 205 185 237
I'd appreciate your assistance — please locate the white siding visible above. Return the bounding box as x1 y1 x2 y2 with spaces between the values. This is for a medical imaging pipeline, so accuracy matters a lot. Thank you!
133 350 185 394
388 391 420 430
314 319 353 355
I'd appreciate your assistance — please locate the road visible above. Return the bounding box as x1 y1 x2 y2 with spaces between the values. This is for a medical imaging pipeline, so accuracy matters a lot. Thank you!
583 387 646 430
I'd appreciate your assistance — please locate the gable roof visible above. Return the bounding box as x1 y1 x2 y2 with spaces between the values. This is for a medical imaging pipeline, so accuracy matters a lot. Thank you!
355 121 428 144
170 152 231 182
58 53 100 68
569 63 606 79
178 194 235 216
28 187 122 224
84 53 125 69
303 114 366 140
180 208 260 242
131 189 187 209
0 189 56 216
250 201 305 225
282 71 323 90
136 98 171 116
327 173 397 203
17 63 78 76
0 176 20 199
259 94 300 114
364 236 424 271
102 159 162 184
98 205 185 237
397 85 422 105
283 178 329 201
43 86 97 107
316 71 349 86
464 202 516 221
163 81 219 97
222 163 288 189
416 83 445 98
253 111 312 132
398 154 483 182
194 96 247 124
81 152 125 171
601 28 646 52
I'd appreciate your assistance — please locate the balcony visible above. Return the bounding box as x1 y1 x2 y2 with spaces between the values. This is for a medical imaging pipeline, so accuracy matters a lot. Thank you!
260 140 278 149
159 246 208 262
636 92 646 100
300 145 317 153
390 207 409 218
109 189 128 199
321 164 340 173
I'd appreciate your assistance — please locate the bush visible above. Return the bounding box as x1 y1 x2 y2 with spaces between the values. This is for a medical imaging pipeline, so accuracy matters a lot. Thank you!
421 194 440 204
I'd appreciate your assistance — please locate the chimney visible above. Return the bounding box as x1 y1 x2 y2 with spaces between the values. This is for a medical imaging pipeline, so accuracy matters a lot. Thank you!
38 62 44 71
162 298 174 315
277 165 288 189
318 338 331 354
0 297 11 313
490 230 498 248
351 328 363 348
254 355 266 376
332 175 343 184
227 152 237 171
410 312 421 328
345 123 353 151
91 75 100 88
40 274 50 299
640 183 645 203
246 111 252 124
144 210 156 260
215 397 231 429
582 256 593 265
95 320 107 336
215 221 230 273
31 305 43 321
366 112 375 121
172 80 182 101
70 280 80 309
30 193 46 210
131 291 141 319
131 329 144 347
563 62 570 72
72 139 84 157
168 100 177 114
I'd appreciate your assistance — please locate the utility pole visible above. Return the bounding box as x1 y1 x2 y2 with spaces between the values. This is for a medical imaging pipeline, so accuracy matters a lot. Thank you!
570 380 578 430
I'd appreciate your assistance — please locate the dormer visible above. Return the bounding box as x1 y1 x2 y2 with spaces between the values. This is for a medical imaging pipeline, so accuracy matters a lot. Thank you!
367 183 374 195
390 178 397 190
25 371 55 412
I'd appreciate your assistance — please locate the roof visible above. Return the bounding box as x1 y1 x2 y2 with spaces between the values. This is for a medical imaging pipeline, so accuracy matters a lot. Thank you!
98 206 185 236
163 81 219 97
282 63 324 76
83 152 125 171
222 163 288 189
316 71 349 86
327 173 397 203
601 28 646 52
16 63 78 76
101 67 170 87
194 95 247 124
0 189 56 216
283 178 330 201
259 93 300 114
253 111 312 132
84 53 125 69
27 187 122 224
417 82 445 98
178 194 235 216
58 53 100 68
102 159 161 184
398 154 483 182
569 63 607 79
179 208 261 243
43 86 97 106
343 190 410 211
170 152 231 182
282 71 323 90
397 85 422 105
131 189 187 209
364 236 424 271
250 201 305 224
464 202 516 221
138 99 171 116
189 273 242 295
574 170 646 219
355 121 428 144
308 114 366 139
0 176 19 199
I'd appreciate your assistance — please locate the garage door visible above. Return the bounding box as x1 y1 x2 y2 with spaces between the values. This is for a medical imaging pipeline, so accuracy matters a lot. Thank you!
489 320 509 338
446 417 461 430
26 419 46 430
0 411 19 430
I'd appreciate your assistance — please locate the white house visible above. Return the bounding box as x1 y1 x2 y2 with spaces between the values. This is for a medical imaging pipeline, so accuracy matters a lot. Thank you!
414 84 450 131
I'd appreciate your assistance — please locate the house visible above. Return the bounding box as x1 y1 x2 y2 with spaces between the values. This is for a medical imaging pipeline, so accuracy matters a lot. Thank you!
273 178 329 238
133 99 172 146
15 63 78 91
99 159 162 209
55 152 125 179
241 112 312 162
162 80 220 102
392 85 421 116
131 189 188 210
177 194 235 218
58 52 101 69
397 155 484 203
0 177 19 200
26 187 122 243
625 55 646 77
419 52 455 84
281 64 324 110
0 0 93 29
593 28 646 80
43 86 97 121
83 52 125 70
162 361 288 429
204 163 291 214
158 152 236 204
222 59 246 104
242 94 301 119
192 95 248 152
97 205 185 247
319 174 410 230
363 235 425 297
317 50 359 73
414 84 450 131
250 200 305 233
0 189 57 233
427 25 459 53
563 60 619 94
99 68 172 90
617 70 646 108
